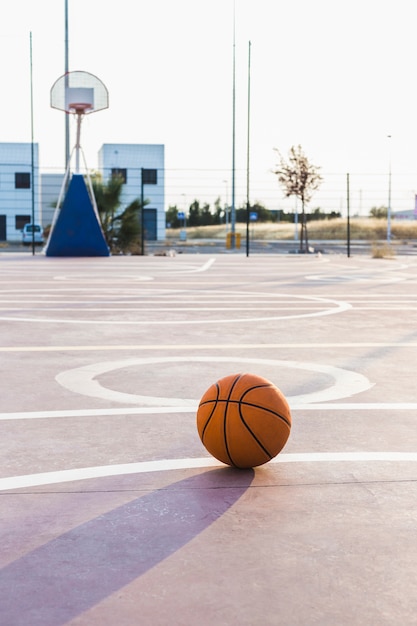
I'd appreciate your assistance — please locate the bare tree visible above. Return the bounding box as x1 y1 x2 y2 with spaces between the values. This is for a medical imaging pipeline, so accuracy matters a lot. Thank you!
273 145 323 252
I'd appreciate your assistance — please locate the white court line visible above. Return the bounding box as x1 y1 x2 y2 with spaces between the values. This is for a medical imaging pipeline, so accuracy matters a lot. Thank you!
0 407 197 421
1 342 417 353
0 306 340 312
173 258 216 273
52 258 217 278
1 403 416 421
54 276 154 282
2 298 417 304
0 295 352 324
55 356 373 406
0 314 347 325
2 452 417 492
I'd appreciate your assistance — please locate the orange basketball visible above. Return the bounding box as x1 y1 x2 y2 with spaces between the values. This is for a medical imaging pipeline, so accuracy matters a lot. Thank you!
197 372 291 469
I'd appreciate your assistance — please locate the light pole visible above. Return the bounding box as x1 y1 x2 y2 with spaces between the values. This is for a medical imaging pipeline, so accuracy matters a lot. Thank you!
294 197 299 242
223 179 229 231
387 134 392 243
64 0 70 170
245 40 251 258
180 193 187 241
141 169 145 255
30 32 35 256
347 173 351 258
230 0 236 248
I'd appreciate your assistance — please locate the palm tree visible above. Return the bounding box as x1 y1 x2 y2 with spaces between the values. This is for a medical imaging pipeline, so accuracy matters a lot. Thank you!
91 172 145 254
113 199 142 254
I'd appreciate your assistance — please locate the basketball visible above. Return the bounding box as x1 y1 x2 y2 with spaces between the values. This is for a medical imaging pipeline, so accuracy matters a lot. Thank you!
196 372 292 469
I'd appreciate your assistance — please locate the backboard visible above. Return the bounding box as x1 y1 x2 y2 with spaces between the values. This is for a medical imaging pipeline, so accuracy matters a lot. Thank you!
50 71 109 115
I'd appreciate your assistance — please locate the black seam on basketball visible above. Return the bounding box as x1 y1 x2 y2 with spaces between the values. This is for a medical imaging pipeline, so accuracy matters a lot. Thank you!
199 399 219 407
238 401 291 428
201 382 220 441
240 384 272 400
237 404 274 459
199 383 270 407
224 374 243 466
201 398 291 428
239 386 291 428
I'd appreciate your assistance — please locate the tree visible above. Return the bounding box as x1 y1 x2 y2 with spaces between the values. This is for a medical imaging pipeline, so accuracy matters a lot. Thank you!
91 172 145 254
235 201 271 223
187 200 201 227
113 200 142 254
213 197 224 225
91 172 124 247
369 206 388 219
200 203 213 226
166 205 180 228
273 145 323 252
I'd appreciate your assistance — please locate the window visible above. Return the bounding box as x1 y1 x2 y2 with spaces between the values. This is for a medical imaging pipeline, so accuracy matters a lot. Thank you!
142 169 157 185
24 224 41 233
111 168 127 183
15 215 31 230
15 173 31 189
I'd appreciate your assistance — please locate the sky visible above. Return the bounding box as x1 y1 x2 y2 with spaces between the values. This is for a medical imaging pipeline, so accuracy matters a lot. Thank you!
2 0 417 215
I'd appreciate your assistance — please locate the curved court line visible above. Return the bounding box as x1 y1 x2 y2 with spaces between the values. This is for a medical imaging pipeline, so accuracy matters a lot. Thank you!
55 355 373 406
52 259 216 281
305 262 411 284
0 294 351 325
306 274 406 285
2 452 417 491
171 258 216 273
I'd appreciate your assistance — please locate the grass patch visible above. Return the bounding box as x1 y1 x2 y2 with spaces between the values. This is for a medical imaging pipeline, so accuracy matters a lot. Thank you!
166 218 417 242
371 243 396 259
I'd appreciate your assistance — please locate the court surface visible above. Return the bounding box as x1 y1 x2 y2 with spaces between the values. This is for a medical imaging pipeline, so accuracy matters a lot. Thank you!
1 251 417 625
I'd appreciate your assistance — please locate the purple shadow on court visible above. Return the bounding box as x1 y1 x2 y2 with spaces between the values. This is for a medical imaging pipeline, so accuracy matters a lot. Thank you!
0 468 254 625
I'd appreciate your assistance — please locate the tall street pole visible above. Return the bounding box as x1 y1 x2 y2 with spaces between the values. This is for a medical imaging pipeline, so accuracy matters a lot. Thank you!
347 173 351 258
387 134 392 243
230 0 236 248
141 170 145 255
223 179 229 230
30 32 35 256
245 41 251 258
64 0 70 169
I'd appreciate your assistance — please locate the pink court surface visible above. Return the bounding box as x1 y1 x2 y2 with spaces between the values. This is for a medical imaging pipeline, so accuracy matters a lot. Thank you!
1 250 417 625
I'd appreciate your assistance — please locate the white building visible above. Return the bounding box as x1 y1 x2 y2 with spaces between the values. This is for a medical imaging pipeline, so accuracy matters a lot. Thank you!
40 172 65 228
0 143 41 242
98 143 165 241
0 142 165 243
394 196 417 221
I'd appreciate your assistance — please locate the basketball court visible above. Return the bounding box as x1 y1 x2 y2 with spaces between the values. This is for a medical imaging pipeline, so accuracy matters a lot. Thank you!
1 251 417 625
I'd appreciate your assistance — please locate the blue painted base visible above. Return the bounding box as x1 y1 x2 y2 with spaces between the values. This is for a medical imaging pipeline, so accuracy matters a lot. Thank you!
46 174 110 257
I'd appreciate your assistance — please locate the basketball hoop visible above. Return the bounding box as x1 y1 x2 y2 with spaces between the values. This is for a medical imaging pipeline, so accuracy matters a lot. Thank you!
50 70 109 174
48 69 110 251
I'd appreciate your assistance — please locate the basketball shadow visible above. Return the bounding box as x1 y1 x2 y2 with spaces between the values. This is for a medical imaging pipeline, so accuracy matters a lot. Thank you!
0 467 254 625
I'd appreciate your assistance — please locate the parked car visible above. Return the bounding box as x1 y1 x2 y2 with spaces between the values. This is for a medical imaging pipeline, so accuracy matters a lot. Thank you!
22 223 44 246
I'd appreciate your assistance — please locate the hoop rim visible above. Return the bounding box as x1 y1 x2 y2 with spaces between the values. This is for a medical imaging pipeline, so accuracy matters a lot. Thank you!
68 102 94 114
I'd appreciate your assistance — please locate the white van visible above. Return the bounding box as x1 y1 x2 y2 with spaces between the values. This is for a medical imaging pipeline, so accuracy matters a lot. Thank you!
22 224 44 246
